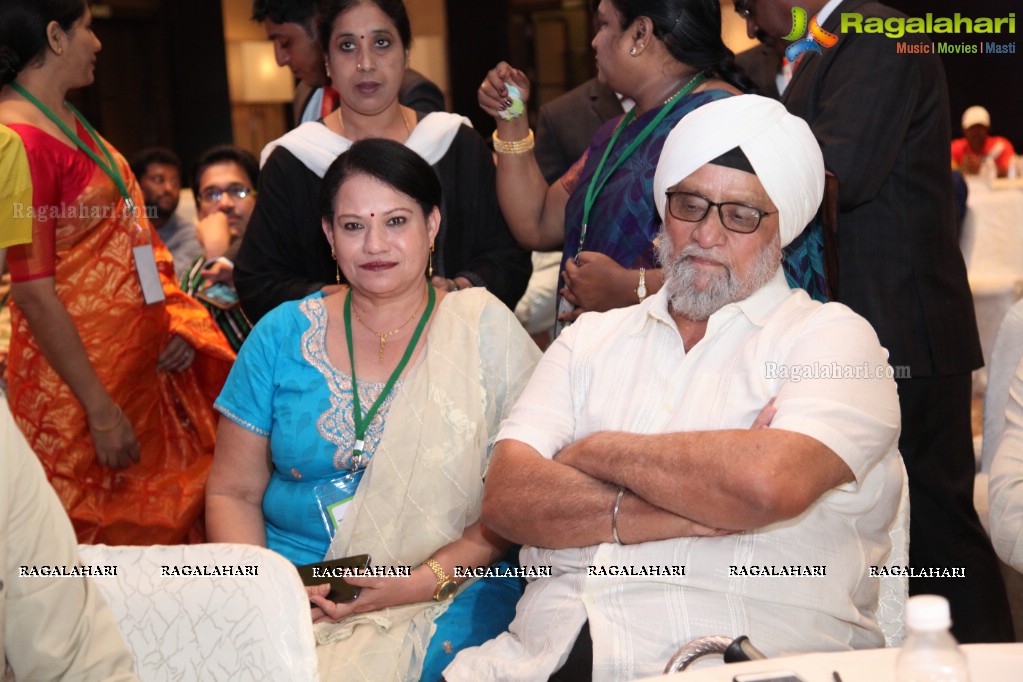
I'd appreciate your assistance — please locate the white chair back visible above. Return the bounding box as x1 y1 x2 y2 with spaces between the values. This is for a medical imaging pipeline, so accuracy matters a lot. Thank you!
78 543 319 682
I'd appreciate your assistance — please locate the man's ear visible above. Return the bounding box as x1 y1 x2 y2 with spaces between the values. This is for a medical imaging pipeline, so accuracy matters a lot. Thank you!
303 18 317 39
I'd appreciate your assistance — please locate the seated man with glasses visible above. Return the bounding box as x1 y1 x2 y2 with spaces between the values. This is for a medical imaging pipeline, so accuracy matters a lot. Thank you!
446 95 904 682
180 146 260 350
129 147 202 279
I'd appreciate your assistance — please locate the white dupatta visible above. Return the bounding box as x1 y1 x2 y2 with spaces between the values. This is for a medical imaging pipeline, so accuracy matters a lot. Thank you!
314 290 540 681
259 112 472 176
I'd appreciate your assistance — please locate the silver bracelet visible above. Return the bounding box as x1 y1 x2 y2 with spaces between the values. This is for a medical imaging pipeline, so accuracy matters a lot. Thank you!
612 488 625 545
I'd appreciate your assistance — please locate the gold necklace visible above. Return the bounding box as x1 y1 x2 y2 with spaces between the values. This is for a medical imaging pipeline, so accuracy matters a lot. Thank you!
351 293 425 363
662 71 704 105
337 106 412 139
625 71 705 127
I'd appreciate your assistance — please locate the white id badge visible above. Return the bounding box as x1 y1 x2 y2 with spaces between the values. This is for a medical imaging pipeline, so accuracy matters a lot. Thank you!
132 243 165 304
313 469 364 540
554 296 575 337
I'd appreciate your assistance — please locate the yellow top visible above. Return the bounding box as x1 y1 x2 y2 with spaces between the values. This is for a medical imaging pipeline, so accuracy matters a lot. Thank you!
0 124 33 249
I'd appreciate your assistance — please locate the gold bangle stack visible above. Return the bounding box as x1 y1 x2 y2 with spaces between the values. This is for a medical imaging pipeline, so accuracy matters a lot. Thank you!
492 128 535 154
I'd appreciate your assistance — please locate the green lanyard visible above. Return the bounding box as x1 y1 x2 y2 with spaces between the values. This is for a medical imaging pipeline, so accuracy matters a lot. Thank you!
10 83 134 210
344 285 436 467
576 72 706 257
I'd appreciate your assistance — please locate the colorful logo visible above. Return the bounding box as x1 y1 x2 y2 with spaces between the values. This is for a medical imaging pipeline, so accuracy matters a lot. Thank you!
784 7 839 62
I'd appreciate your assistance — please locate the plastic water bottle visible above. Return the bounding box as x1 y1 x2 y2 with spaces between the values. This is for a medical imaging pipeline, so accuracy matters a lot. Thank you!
895 595 970 682
981 156 997 185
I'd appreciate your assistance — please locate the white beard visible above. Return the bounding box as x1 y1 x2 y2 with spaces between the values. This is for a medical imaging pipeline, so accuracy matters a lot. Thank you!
656 226 781 321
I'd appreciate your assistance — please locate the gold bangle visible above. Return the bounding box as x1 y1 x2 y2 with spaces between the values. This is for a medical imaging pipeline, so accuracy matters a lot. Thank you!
492 128 535 154
89 407 124 432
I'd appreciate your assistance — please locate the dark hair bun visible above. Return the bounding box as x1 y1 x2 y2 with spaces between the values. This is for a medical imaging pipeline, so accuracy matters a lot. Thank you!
0 46 22 86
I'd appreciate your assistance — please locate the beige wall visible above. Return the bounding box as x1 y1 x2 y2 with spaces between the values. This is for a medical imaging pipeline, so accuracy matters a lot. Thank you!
405 0 450 101
223 0 265 41
722 4 758 55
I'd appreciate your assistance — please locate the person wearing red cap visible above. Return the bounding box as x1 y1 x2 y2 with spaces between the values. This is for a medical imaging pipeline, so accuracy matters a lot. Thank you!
952 105 1017 178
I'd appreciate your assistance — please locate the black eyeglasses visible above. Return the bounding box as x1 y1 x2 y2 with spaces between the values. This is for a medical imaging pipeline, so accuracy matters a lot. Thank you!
733 0 752 18
198 184 253 204
665 191 775 234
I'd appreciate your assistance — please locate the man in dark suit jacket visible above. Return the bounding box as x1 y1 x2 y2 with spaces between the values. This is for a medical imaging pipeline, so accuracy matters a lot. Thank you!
735 43 782 100
534 77 624 184
399 69 446 113
742 0 1013 642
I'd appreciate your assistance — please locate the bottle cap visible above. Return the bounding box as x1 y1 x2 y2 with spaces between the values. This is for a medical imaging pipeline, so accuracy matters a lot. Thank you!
906 594 952 631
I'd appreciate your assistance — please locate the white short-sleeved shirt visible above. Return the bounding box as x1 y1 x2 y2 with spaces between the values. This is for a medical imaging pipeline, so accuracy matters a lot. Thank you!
447 271 903 682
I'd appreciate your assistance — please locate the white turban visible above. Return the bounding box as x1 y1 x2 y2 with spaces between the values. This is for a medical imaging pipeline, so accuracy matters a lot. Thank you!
653 95 825 248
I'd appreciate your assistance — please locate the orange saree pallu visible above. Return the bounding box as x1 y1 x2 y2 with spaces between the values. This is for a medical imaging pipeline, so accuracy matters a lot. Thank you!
5 122 235 545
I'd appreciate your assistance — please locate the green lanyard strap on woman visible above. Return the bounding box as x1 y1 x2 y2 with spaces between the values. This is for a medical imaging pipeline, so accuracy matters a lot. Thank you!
344 284 436 469
10 82 134 211
577 71 707 257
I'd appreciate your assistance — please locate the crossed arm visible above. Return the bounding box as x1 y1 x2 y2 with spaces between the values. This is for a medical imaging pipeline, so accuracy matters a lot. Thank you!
481 421 853 550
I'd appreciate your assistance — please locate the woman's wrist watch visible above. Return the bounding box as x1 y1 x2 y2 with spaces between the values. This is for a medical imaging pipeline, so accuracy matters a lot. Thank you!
636 267 648 302
424 558 457 601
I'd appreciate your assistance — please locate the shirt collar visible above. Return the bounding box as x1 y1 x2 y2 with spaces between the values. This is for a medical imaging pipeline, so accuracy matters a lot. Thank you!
638 286 676 336
731 269 793 326
637 268 793 334
816 0 845 27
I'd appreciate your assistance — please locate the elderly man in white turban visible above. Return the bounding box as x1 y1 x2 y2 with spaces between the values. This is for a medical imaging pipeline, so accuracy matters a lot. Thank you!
444 95 905 682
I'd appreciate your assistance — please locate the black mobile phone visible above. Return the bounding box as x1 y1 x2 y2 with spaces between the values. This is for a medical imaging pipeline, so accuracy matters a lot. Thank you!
296 553 371 603
732 673 807 682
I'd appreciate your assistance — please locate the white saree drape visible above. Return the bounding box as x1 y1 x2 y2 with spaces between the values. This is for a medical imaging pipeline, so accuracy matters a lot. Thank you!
315 289 540 681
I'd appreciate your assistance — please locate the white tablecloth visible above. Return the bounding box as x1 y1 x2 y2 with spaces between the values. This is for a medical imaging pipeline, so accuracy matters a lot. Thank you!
960 177 1023 392
962 176 1023 284
636 642 1023 681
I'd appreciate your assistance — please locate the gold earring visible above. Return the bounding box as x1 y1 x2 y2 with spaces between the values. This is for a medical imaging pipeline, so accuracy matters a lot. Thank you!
428 244 434 278
331 249 341 284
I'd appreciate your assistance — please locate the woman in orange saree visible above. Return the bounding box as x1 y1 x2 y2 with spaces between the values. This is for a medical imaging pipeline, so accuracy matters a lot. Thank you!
0 0 235 544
